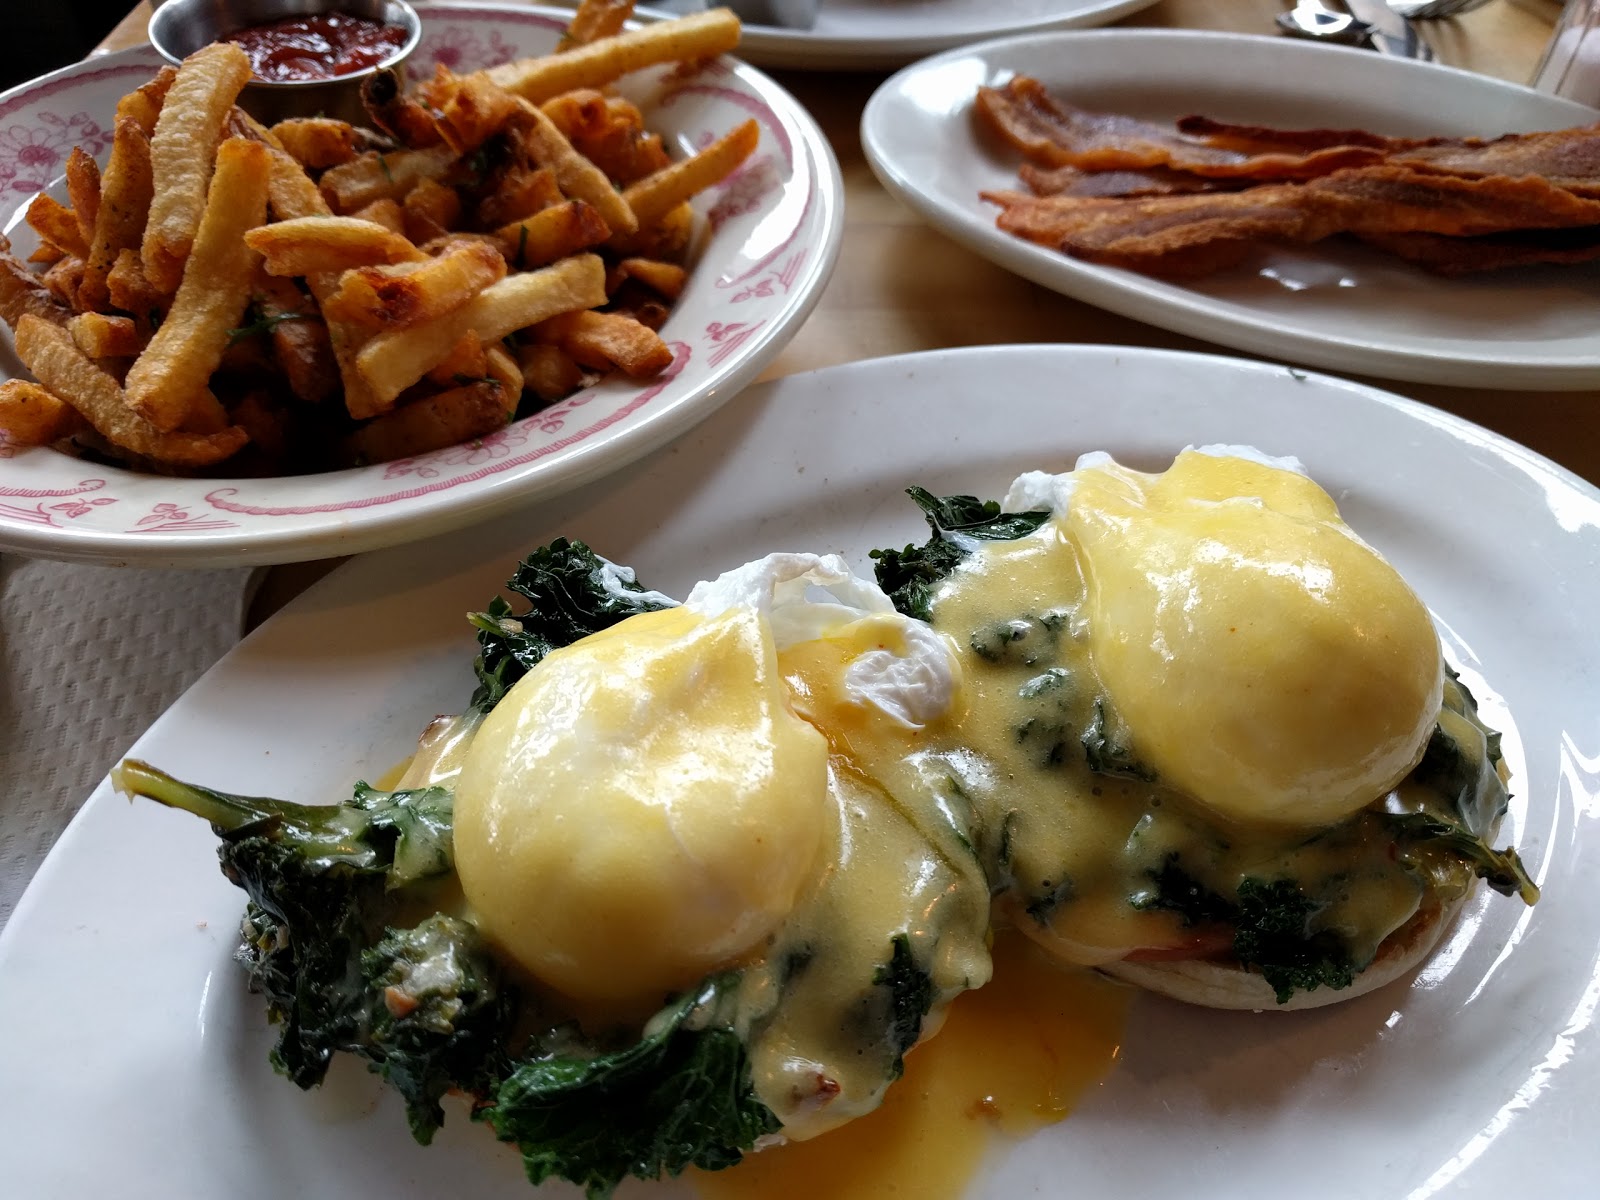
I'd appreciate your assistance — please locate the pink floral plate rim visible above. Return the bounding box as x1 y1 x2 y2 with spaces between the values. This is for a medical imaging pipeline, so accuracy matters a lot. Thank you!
0 3 843 567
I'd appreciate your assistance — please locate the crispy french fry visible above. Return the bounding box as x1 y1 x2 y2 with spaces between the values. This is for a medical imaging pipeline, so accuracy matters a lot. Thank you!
543 91 668 185
26 194 88 260
0 378 83 445
517 340 584 402
229 390 289 459
65 148 101 251
537 309 673 377
67 312 143 359
324 239 507 329
142 43 254 293
355 252 607 406
352 197 407 235
81 116 154 312
14 315 246 467
607 257 687 299
342 381 506 465
511 98 638 235
561 0 635 48
476 165 562 230
27 242 65 266
0 235 73 330
319 145 457 213
483 343 523 414
433 70 521 153
245 216 425 276
125 137 268 432
106 248 166 319
271 117 359 169
403 177 462 244
115 66 176 136
610 198 694 258
623 117 758 231
485 9 741 103
497 199 610 269
250 272 340 404
425 330 488 386
265 146 331 221
360 70 444 148
41 258 85 308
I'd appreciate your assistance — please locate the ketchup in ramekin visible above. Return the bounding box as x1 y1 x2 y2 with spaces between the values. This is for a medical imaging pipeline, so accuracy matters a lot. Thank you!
223 12 409 83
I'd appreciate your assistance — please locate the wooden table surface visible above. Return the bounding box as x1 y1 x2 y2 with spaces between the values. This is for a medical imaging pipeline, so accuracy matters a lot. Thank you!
95 1 1582 613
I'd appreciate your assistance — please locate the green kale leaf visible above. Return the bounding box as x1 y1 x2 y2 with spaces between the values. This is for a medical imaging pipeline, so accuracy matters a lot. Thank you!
872 933 935 1077
871 487 1050 621
1384 811 1540 904
468 538 675 714
481 975 779 1199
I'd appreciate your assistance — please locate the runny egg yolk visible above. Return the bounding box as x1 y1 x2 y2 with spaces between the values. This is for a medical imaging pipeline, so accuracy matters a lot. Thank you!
452 604 830 1007
1067 450 1444 828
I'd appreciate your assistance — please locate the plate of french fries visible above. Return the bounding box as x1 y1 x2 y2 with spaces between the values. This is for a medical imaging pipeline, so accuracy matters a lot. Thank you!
0 3 841 565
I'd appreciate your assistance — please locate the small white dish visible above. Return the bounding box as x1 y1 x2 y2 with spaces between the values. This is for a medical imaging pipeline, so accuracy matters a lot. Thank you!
0 3 842 566
3 344 1597 1197
862 29 1600 390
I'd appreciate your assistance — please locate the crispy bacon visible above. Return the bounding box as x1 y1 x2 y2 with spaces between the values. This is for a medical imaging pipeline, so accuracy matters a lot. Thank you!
1359 227 1600 275
1019 162 1237 199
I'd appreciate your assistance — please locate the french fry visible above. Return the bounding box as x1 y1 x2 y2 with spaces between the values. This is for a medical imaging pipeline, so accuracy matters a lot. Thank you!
475 165 562 230
250 272 339 404
610 198 694 258
271 117 358 169
81 117 154 312
265 146 331 221
623 117 758 231
607 257 687 300
229 390 289 459
424 331 488 386
245 216 425 276
497 199 610 269
26 194 88 260
355 252 607 406
517 340 584 402
342 381 506 465
433 70 521 153
511 98 638 235
65 148 101 251
360 70 445 149
319 145 457 213
403 177 462 244
115 65 176 136
0 236 73 329
536 309 673 377
67 312 143 360
106 249 166 319
27 243 65 266
561 0 636 48
483 343 523 414
485 9 741 103
324 239 507 329
142 43 254 293
14 315 247 467
0 378 83 445
543 91 668 185
352 197 407 235
125 137 268 432
41 258 86 308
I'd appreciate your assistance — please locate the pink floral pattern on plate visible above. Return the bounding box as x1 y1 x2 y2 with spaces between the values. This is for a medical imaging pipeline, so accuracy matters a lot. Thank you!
0 10 838 563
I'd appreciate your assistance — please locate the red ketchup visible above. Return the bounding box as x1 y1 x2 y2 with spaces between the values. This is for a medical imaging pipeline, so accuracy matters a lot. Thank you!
223 12 408 82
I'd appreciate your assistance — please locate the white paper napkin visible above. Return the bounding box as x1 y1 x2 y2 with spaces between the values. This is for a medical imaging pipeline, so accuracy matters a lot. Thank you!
0 556 252 927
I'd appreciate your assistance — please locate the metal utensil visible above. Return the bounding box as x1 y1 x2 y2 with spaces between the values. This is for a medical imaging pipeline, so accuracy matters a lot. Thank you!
1275 0 1373 47
1389 0 1496 18
1341 0 1433 59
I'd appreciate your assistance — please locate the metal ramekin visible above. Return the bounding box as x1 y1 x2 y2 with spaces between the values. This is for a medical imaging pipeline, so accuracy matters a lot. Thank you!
146 0 423 127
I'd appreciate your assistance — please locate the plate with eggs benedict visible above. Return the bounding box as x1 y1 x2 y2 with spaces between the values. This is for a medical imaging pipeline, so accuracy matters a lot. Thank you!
1 344 1595 1198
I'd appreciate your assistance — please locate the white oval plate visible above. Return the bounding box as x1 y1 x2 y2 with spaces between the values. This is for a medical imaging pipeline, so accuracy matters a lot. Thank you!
863 30 1600 390
0 3 842 567
2 345 1597 1197
640 0 1161 72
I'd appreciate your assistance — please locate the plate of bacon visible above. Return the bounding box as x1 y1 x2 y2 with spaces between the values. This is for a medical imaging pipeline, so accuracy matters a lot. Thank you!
862 30 1600 390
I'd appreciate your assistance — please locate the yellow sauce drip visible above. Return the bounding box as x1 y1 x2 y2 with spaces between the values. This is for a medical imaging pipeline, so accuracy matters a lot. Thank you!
695 933 1128 1200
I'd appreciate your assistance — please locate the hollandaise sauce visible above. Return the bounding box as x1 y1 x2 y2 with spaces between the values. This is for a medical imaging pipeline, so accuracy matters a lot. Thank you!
915 450 1505 977
696 933 1129 1200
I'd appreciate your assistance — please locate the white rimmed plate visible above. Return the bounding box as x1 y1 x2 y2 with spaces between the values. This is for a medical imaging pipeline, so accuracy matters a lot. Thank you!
0 3 842 567
862 30 1600 390
2 344 1596 1197
633 0 1161 72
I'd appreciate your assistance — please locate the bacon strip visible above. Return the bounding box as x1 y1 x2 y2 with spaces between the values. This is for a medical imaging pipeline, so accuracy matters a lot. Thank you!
1358 227 1600 275
1020 162 1238 199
